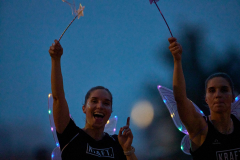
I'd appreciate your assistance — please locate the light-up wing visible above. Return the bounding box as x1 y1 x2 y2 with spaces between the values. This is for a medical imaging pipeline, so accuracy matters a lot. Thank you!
180 135 191 155
104 116 118 135
48 94 60 148
51 147 62 160
48 94 62 160
231 95 240 120
157 85 205 135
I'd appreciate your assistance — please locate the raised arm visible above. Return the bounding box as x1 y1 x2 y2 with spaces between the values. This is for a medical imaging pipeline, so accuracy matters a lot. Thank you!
168 37 206 137
49 40 70 134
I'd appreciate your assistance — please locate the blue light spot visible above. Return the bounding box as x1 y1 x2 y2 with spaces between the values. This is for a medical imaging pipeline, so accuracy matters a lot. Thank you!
52 154 54 158
235 97 239 101
181 146 183 150
163 100 166 103
115 116 117 118
56 143 59 147
200 111 203 114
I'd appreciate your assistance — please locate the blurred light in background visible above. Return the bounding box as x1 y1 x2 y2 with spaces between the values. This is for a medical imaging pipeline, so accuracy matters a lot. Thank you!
131 100 154 128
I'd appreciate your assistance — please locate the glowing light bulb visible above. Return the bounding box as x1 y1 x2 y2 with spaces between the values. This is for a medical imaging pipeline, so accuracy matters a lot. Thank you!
48 94 52 98
113 128 116 132
178 127 182 131
48 110 51 114
158 85 162 89
181 146 183 150
51 127 53 131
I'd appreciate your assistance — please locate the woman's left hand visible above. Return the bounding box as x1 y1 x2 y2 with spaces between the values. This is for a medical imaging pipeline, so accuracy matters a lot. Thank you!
118 117 133 151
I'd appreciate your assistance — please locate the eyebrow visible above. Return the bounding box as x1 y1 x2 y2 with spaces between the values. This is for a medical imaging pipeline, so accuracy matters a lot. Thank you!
91 97 111 102
207 86 229 90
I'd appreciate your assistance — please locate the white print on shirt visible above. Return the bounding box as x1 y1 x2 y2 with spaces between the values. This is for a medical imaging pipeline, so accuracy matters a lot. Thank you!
86 143 114 158
217 148 240 160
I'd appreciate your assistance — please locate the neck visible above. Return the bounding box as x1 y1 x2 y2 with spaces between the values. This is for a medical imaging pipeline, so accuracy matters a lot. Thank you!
83 126 105 141
209 114 233 134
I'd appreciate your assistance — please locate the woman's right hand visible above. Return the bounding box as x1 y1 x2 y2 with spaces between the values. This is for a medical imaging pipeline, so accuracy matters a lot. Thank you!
49 40 63 60
168 37 182 61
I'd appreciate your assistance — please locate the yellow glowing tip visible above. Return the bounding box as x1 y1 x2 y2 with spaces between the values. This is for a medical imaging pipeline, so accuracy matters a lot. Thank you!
107 120 109 124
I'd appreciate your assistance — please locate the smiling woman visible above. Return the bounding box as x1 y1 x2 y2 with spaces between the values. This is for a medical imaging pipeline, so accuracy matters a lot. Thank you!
49 40 138 160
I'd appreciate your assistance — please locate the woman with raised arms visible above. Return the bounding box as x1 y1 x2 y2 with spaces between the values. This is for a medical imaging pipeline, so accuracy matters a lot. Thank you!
49 40 138 160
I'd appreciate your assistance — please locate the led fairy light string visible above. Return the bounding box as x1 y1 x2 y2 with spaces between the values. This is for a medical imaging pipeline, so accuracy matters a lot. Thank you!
59 0 85 41
149 0 173 37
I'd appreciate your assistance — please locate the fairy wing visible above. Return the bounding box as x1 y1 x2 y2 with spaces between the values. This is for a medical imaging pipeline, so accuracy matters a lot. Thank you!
157 85 205 135
104 116 118 135
157 85 205 155
48 94 62 160
48 94 118 159
181 135 191 155
231 95 240 120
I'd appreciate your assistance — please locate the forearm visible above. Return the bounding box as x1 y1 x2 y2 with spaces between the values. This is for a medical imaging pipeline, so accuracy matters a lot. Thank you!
172 59 188 103
51 58 65 100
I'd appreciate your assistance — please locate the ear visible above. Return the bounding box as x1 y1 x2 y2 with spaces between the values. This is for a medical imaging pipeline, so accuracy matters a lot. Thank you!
82 105 86 114
205 97 208 104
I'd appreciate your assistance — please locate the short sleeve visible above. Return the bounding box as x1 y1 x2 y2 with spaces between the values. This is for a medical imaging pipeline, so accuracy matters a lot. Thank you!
56 118 79 150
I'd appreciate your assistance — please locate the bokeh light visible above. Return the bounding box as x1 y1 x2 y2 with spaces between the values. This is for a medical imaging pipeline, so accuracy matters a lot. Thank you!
131 100 154 128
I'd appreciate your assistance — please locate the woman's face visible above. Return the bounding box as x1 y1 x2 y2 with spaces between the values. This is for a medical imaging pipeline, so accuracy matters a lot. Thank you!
205 77 234 114
82 89 112 129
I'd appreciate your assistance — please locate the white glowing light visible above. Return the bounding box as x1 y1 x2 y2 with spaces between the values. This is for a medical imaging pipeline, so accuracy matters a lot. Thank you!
131 100 154 128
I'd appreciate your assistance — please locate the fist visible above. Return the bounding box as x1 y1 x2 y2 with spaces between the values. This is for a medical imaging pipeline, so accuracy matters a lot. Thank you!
49 40 63 60
168 37 182 61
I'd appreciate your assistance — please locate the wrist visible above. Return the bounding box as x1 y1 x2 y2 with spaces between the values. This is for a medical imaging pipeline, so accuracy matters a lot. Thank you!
124 146 135 156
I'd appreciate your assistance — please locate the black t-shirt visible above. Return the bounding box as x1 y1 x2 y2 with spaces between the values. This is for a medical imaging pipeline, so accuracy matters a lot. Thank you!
190 114 240 160
57 119 127 160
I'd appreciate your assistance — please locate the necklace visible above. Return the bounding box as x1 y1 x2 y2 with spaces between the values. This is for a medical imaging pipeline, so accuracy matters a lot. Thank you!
209 115 233 134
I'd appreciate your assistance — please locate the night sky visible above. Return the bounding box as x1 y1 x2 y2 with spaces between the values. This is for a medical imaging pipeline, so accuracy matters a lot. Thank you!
0 0 239 159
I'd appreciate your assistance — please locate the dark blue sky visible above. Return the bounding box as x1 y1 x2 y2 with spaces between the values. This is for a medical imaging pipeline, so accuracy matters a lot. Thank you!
0 0 239 159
